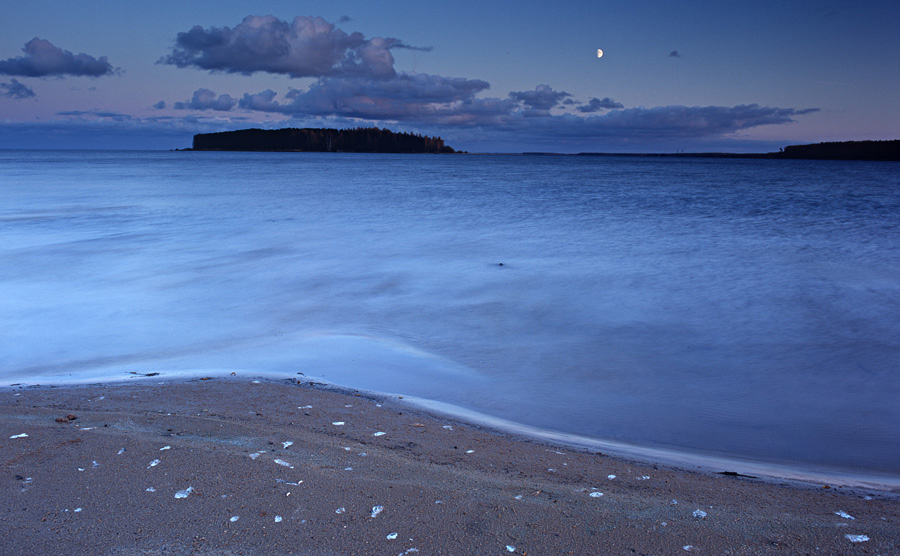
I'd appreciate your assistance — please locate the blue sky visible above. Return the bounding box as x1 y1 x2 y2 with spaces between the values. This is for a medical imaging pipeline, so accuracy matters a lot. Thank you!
1 1 897 152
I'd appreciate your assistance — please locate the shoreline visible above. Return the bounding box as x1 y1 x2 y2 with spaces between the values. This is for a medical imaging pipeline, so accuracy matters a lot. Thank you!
6 371 899 494
2 377 898 554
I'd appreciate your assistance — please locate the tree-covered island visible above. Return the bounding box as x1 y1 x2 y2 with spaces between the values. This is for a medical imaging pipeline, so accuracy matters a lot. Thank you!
190 127 456 153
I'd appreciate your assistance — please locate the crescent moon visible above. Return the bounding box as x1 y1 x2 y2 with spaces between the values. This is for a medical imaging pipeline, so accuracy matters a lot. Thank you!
597 49 603 58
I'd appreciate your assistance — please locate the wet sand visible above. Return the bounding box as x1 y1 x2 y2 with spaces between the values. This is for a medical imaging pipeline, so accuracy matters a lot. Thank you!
2 377 898 555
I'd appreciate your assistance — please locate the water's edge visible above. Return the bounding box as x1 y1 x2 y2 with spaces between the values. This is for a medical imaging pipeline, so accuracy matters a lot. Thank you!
5 371 898 496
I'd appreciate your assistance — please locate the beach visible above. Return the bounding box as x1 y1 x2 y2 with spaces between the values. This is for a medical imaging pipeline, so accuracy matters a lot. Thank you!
2 377 897 555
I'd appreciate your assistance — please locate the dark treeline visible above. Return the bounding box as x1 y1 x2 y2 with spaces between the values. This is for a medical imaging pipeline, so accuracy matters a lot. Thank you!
191 127 455 153
773 140 899 161
574 140 899 161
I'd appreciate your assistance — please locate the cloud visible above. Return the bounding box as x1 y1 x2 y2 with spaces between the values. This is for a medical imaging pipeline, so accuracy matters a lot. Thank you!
669 50 681 58
390 42 433 52
152 100 166 109
57 109 135 122
1 78 36 99
508 84 571 113
513 105 820 140
174 88 237 111
160 15 427 78
237 73 501 123
577 97 624 113
0 38 117 77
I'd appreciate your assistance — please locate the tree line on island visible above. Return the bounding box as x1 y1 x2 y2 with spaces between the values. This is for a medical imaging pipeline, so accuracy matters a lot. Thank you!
191 127 456 153
772 140 899 161
189 127 897 161
571 139 899 161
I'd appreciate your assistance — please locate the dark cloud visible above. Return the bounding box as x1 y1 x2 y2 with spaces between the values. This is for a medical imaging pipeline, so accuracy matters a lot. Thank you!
238 73 499 122
508 85 571 112
577 97 624 113
390 42 433 52
0 38 117 77
152 100 166 109
1 78 36 99
174 88 237 111
669 50 681 58
521 105 820 140
160 15 426 79
57 109 134 122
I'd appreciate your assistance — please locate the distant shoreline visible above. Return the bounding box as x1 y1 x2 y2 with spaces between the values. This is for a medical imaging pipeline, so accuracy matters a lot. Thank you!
185 130 898 161
547 139 900 161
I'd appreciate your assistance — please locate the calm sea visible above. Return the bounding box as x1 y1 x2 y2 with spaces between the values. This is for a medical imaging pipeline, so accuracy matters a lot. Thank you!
2 150 898 480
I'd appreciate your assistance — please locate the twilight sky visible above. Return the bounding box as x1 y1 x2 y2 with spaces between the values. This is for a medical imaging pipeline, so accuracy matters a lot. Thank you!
1 1 897 152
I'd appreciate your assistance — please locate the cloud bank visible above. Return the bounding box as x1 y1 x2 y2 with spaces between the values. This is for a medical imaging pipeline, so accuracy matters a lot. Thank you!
0 38 117 77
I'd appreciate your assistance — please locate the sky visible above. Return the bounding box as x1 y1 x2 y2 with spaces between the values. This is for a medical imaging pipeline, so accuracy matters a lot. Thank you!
0 1 898 153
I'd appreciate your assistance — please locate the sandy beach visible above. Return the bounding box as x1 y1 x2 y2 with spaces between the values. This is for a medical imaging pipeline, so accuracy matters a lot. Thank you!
2 377 897 555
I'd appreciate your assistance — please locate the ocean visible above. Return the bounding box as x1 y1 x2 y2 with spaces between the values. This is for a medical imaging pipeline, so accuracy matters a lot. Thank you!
2 150 898 481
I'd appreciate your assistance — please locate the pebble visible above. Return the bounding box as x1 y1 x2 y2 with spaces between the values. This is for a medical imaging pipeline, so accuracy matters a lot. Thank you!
371 505 384 518
332 421 345 426
845 534 869 542
693 509 707 518
9 433 28 439
174 486 193 499
835 510 854 519
387 533 398 540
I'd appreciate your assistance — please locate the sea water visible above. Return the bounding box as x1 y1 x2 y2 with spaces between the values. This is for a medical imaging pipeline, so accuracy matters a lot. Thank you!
2 150 899 479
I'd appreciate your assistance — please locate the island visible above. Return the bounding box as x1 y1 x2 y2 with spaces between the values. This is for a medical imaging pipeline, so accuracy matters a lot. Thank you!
190 127 456 153
772 140 899 161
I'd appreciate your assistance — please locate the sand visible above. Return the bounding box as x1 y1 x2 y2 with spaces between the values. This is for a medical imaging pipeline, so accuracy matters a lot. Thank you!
2 376 898 555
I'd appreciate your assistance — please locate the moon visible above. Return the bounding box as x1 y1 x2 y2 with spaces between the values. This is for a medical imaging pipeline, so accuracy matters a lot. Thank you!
597 49 603 58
